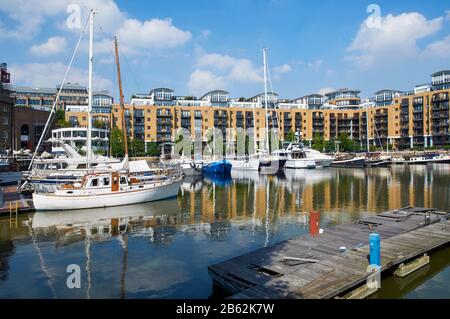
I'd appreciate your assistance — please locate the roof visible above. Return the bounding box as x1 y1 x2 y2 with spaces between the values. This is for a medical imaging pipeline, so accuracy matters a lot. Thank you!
431 70 450 77
250 92 279 99
374 89 403 94
150 88 174 94
56 82 87 90
200 90 229 100
14 86 56 94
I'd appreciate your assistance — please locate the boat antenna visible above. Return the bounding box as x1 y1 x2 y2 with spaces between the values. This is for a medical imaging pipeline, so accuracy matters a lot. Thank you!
27 15 89 172
114 36 129 159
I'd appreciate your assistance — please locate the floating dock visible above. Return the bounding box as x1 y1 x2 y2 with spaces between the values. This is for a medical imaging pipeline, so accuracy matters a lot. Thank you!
0 185 34 216
208 207 450 299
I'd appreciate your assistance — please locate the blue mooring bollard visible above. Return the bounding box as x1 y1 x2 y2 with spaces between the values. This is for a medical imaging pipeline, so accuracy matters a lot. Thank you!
369 233 381 267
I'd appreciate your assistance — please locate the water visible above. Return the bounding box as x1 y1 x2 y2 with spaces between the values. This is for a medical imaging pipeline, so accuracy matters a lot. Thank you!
0 165 449 299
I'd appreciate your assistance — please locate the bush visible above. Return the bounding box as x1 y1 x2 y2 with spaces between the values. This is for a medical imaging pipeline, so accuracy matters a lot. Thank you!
146 142 161 157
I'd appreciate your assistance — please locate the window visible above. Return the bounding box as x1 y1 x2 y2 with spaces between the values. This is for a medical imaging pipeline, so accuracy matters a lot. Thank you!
120 177 127 185
102 177 110 186
90 178 99 187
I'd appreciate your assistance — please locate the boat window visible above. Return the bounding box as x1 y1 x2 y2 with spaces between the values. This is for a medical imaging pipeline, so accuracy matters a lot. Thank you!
120 177 127 185
102 177 110 186
90 178 99 187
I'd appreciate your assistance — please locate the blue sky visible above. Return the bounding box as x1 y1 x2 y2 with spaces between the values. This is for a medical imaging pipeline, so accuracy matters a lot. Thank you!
0 0 449 100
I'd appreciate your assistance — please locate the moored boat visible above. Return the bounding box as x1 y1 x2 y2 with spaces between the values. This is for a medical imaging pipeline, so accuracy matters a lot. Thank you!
203 159 232 175
33 171 181 211
283 144 316 169
331 155 366 168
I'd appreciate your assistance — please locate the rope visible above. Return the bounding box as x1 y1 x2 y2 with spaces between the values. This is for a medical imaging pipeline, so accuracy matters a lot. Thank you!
27 15 90 172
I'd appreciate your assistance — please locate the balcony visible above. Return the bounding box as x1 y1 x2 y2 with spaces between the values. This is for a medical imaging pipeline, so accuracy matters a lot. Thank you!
157 118 172 125
157 126 172 133
157 111 172 118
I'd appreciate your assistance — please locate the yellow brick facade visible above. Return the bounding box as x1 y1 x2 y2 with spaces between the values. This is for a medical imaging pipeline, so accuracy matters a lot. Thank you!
66 88 449 149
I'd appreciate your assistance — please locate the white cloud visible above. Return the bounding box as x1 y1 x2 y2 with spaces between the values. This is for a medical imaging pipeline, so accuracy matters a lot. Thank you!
9 62 112 91
446 10 450 21
188 69 227 96
307 60 322 70
0 0 191 55
0 0 67 39
347 12 443 68
196 52 263 83
318 87 334 95
30 36 67 56
117 18 191 52
273 64 292 74
201 30 211 38
423 34 450 57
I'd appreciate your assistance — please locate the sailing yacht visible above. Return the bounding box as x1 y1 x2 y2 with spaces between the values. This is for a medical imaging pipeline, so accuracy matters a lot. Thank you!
258 48 286 174
32 168 181 210
32 10 181 211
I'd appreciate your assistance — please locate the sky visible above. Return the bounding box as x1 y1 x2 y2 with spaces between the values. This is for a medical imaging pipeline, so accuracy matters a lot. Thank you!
0 0 449 101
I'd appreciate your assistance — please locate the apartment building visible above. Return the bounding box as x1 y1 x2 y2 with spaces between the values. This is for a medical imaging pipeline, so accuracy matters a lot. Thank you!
66 71 450 151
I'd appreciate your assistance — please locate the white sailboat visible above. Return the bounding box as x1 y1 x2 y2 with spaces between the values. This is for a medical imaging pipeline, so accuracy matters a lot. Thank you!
259 48 286 174
32 10 181 211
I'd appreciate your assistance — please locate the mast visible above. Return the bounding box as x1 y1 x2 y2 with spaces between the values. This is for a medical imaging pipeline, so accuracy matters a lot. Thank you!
114 36 129 157
86 9 94 169
263 48 270 153
366 106 370 152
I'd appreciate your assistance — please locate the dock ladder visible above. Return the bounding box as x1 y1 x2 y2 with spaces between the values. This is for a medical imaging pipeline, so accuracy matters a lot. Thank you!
9 201 18 229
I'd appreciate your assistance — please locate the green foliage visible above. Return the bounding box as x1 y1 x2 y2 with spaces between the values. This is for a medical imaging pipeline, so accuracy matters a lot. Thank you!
93 120 105 129
55 109 71 128
285 130 295 142
311 134 325 151
146 142 161 157
369 145 378 152
337 133 361 152
238 97 246 102
110 128 124 157
324 139 336 153
129 139 146 157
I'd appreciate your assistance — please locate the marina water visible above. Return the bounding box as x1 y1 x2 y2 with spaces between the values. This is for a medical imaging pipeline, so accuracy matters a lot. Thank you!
0 165 449 298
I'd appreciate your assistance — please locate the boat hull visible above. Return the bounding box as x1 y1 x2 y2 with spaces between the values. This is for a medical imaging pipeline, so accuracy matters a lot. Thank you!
331 157 366 168
203 160 232 175
315 158 334 167
229 159 260 171
259 159 286 174
32 179 181 211
180 162 203 176
285 159 316 169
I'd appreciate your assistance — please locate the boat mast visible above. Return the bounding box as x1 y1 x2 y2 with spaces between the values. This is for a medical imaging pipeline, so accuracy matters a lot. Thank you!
86 9 94 169
263 48 270 153
114 36 129 158
366 106 370 152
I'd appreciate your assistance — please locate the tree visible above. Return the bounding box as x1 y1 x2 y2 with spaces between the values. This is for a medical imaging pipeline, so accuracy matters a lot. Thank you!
338 133 360 152
238 97 246 102
285 130 295 142
324 139 336 153
129 139 145 157
56 109 71 128
146 142 161 157
110 128 124 157
93 120 105 129
312 134 325 151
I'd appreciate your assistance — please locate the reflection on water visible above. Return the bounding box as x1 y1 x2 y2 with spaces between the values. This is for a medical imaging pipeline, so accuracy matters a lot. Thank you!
0 165 449 298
